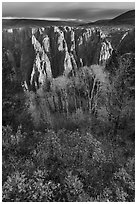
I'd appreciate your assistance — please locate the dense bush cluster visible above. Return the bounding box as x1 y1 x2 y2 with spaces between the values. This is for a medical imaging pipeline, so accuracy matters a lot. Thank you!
25 65 108 129
2 51 135 201
2 47 31 131
2 126 135 202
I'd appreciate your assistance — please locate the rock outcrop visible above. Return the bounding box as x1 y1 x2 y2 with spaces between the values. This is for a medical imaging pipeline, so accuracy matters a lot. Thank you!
2 26 113 91
105 28 135 74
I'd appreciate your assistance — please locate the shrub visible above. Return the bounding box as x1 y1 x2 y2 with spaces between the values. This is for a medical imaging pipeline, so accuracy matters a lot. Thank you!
2 170 61 202
2 125 26 150
105 54 135 139
25 65 106 129
63 171 84 201
2 124 135 201
3 60 135 201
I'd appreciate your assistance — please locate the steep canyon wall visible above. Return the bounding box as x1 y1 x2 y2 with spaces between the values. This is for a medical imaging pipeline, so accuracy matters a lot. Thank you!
2 26 113 91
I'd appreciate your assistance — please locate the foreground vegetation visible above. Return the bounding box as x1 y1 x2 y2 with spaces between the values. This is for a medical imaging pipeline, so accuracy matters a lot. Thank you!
2 48 135 201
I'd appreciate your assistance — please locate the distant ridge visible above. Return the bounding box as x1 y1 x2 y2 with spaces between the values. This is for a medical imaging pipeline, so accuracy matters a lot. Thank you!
110 10 135 25
2 18 85 28
2 10 135 28
80 10 135 26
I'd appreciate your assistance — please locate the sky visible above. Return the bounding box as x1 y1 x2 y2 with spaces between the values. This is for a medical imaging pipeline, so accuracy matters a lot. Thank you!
2 2 135 21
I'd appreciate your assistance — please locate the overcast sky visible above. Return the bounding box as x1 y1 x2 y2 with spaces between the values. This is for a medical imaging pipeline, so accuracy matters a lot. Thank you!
2 2 135 21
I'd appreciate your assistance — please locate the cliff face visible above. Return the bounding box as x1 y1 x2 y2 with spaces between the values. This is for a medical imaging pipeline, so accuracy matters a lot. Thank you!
2 26 113 91
105 28 135 74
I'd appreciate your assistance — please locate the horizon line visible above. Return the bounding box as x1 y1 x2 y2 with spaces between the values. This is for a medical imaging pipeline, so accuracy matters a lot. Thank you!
2 17 85 22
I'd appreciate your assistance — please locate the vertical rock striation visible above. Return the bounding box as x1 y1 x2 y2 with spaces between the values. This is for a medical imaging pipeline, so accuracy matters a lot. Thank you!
2 26 113 91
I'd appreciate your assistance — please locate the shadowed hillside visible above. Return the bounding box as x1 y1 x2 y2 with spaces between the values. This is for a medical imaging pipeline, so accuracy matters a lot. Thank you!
110 10 135 25
81 10 135 26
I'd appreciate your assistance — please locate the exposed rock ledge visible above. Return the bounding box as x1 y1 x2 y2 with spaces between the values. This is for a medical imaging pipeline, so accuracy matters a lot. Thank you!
2 26 113 91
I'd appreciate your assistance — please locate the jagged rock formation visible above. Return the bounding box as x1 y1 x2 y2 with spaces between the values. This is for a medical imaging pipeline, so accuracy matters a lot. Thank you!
106 28 135 74
117 28 135 55
2 26 113 91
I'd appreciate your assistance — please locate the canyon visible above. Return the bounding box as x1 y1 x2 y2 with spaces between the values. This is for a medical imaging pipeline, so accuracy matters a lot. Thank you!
2 9 135 202
2 26 113 91
2 20 135 128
